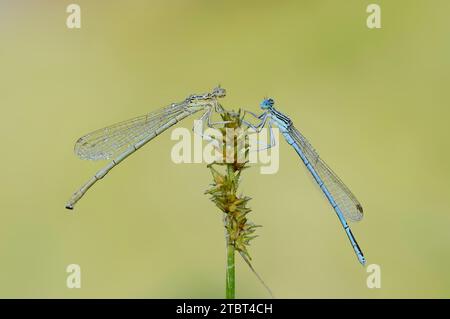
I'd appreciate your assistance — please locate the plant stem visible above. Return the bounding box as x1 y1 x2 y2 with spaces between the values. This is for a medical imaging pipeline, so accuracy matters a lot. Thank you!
226 239 235 299
225 142 236 299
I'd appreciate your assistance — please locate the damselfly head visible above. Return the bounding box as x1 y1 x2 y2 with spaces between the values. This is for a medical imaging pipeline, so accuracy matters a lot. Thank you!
260 98 274 109
213 86 226 98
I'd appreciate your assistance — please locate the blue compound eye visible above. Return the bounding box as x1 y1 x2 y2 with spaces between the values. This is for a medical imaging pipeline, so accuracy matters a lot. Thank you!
260 98 275 109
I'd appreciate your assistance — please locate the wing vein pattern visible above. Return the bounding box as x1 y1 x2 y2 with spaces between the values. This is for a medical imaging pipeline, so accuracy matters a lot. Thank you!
74 103 187 160
288 126 363 222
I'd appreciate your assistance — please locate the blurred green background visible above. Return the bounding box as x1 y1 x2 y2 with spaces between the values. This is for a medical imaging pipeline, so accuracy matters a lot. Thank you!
1 0 449 298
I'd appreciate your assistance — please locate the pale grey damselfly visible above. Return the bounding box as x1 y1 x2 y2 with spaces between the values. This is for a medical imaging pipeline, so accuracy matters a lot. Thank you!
65 87 226 209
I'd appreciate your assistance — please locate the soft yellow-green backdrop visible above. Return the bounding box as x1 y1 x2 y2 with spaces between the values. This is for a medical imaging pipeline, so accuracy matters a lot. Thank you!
1 0 449 298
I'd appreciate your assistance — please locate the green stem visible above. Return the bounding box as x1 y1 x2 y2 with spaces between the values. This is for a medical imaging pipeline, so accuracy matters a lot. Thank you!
225 159 236 299
226 240 235 299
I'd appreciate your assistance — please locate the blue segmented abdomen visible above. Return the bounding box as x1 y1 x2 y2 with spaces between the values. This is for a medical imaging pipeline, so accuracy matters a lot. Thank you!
281 131 366 265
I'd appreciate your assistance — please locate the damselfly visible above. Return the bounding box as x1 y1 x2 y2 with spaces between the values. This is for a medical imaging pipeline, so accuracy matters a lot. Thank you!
242 98 366 265
65 87 226 209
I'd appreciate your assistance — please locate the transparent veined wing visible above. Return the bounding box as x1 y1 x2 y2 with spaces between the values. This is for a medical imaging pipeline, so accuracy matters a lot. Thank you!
288 126 364 222
74 102 187 160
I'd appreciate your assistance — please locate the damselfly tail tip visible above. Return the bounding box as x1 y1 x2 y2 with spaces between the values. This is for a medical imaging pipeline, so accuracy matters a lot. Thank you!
65 204 74 210
359 255 366 266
